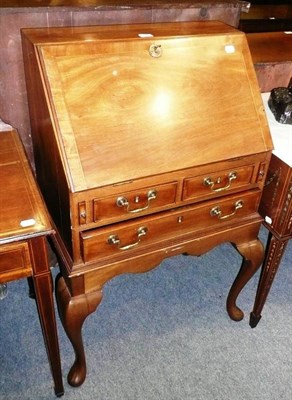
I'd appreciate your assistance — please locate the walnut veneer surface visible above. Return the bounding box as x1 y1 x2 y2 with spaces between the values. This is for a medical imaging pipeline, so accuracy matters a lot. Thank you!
22 21 273 387
0 129 64 396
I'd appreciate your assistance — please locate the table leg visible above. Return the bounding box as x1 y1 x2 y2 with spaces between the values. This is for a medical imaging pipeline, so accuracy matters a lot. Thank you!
29 237 64 397
249 232 289 328
226 238 264 321
55 274 102 387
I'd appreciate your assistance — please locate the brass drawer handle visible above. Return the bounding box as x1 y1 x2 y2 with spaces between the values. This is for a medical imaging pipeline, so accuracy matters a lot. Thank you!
210 200 243 220
116 190 157 214
107 226 148 251
203 171 237 192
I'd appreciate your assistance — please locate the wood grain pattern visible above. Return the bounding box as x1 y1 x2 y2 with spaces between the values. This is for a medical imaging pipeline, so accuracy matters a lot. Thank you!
81 190 261 264
0 130 52 241
24 22 272 191
22 21 273 386
0 1 246 165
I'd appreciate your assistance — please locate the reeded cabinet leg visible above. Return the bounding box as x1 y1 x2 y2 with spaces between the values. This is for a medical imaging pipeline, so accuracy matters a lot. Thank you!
250 232 288 328
55 275 102 387
226 239 264 321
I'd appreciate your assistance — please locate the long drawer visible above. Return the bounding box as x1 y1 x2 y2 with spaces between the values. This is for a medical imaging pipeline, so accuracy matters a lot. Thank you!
80 190 261 263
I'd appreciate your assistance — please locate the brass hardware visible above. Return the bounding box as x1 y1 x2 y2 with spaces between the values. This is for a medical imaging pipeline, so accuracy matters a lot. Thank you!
203 171 237 192
107 226 148 251
149 44 162 58
257 162 267 182
78 201 87 225
210 200 243 220
116 190 157 213
177 216 184 223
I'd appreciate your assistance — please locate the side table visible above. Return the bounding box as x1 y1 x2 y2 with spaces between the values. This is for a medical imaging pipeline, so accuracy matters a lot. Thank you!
250 93 292 327
0 126 64 396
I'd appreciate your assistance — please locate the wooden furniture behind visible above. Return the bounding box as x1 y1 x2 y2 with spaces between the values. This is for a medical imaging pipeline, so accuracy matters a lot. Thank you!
246 31 292 327
239 3 292 33
22 21 273 387
246 31 292 93
0 128 64 397
0 0 249 164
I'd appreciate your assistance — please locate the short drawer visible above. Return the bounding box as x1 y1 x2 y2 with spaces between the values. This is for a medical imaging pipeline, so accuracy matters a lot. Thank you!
0 242 32 283
89 182 177 224
80 190 261 263
182 165 256 202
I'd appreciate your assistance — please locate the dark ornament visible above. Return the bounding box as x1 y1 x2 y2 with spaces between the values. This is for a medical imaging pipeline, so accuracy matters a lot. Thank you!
268 78 292 125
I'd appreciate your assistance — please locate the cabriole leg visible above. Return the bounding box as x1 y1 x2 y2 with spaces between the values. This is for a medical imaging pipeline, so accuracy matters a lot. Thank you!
226 239 264 321
55 275 102 387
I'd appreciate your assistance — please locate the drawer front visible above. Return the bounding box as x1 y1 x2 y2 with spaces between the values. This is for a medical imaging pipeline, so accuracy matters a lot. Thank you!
87 182 177 225
0 242 32 283
183 165 255 201
80 190 261 263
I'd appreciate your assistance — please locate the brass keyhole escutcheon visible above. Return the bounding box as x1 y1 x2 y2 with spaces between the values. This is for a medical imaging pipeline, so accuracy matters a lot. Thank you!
149 44 162 58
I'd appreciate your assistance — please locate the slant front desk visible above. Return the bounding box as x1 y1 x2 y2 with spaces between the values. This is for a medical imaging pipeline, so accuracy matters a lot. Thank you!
22 21 273 386
0 0 249 164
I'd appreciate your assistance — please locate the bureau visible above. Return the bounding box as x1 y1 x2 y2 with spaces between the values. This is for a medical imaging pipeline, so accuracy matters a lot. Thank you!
21 21 273 387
